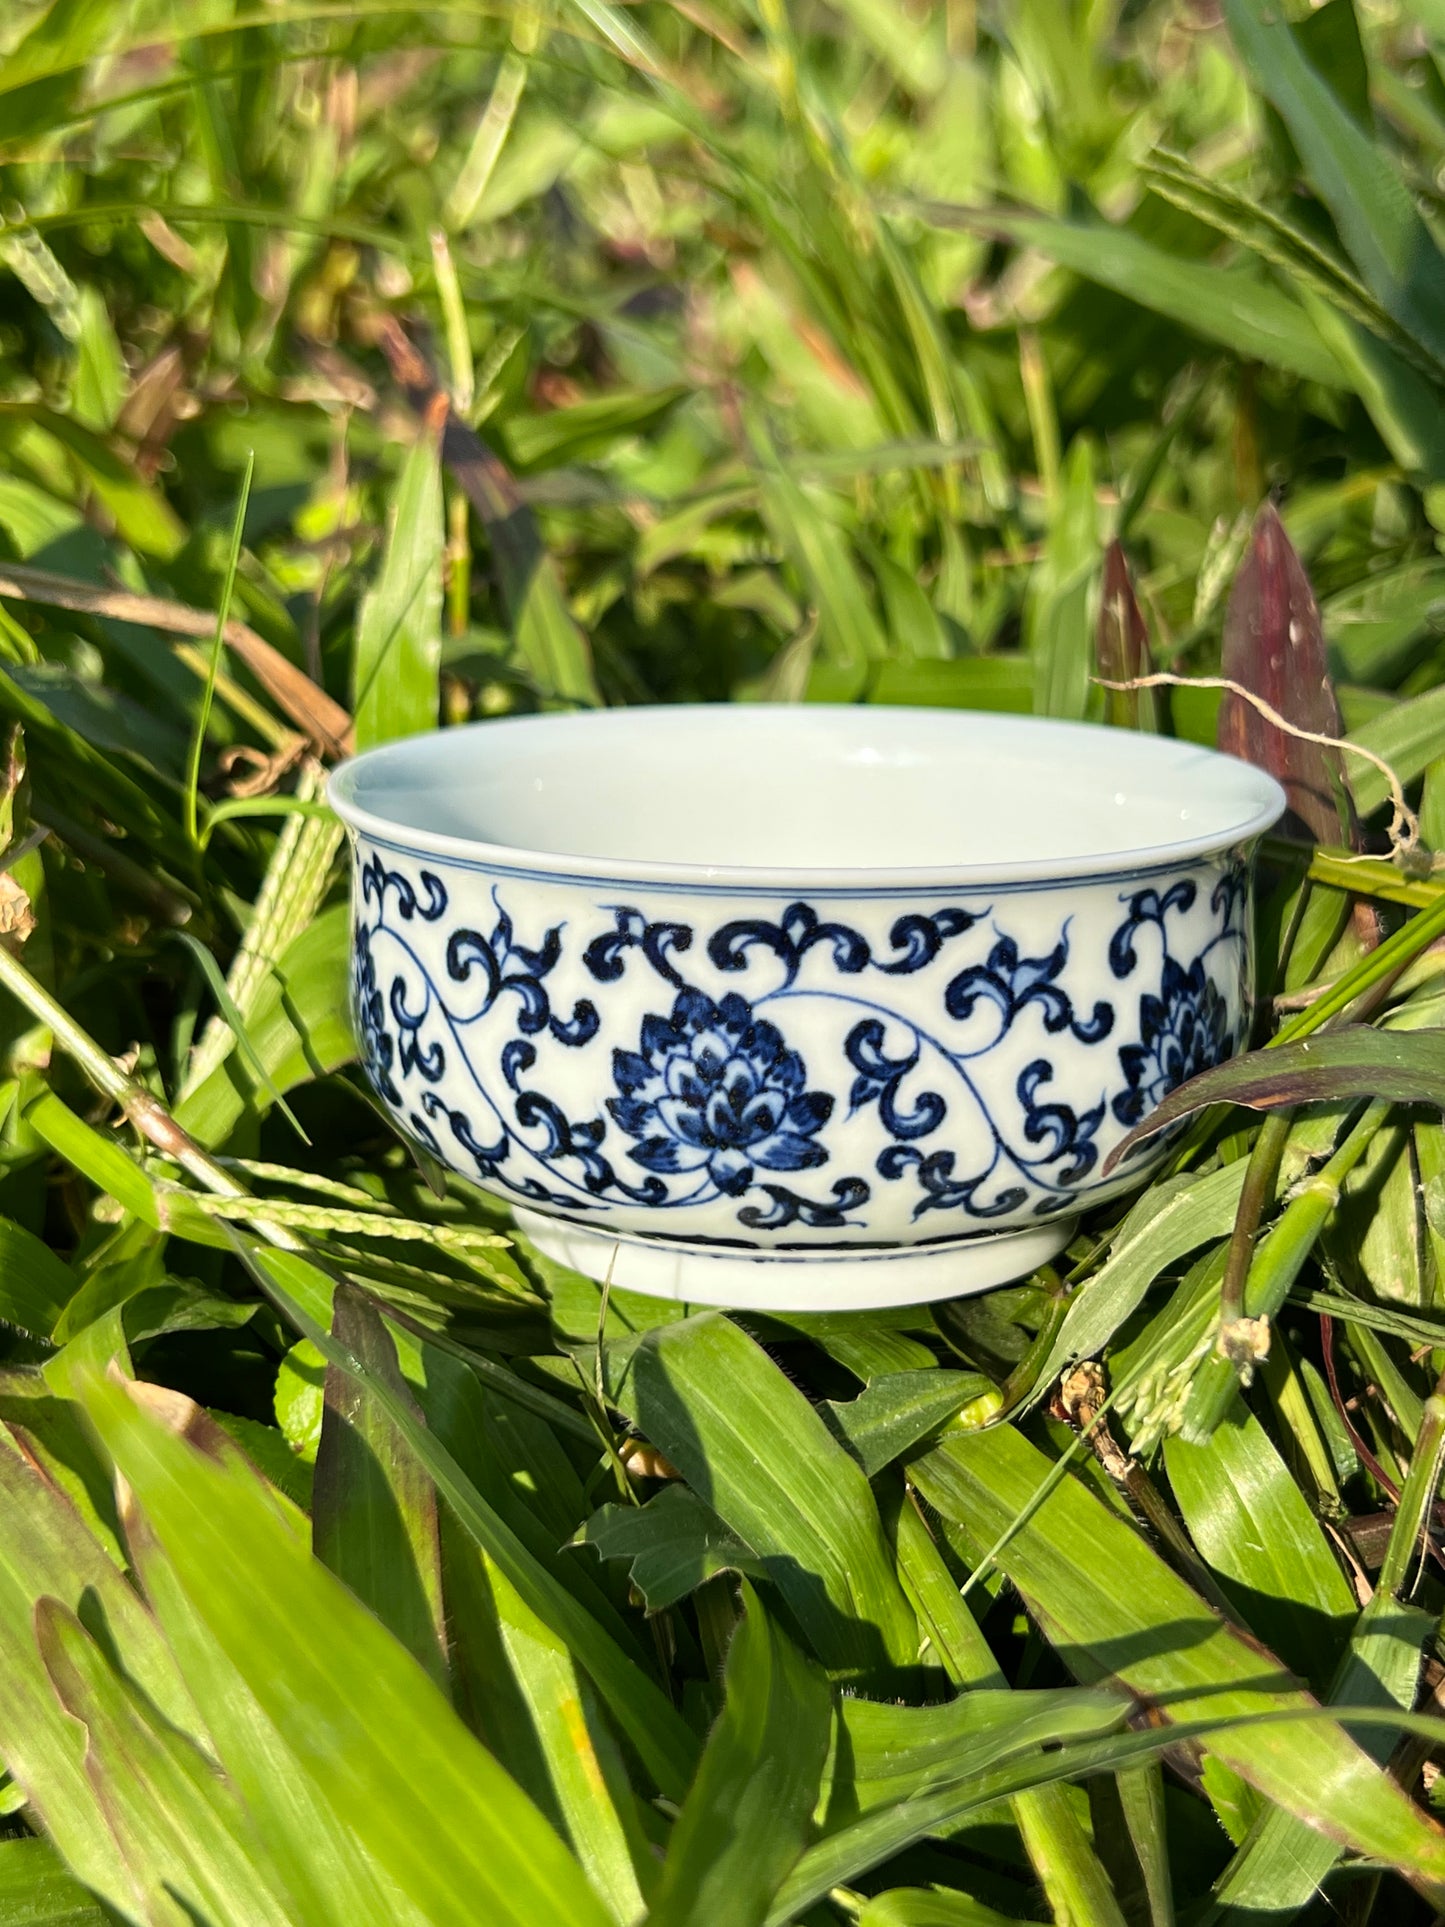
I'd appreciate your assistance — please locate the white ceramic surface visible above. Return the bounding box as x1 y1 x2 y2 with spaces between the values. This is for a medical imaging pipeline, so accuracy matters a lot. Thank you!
329 706 1285 1310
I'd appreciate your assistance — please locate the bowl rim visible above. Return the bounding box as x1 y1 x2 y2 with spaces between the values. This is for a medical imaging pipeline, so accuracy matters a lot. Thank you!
327 705 1288 889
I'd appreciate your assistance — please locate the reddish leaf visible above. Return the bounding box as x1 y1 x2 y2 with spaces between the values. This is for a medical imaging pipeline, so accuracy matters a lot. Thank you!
1219 503 1350 843
1097 540 1157 729
1103 1026 1445 1172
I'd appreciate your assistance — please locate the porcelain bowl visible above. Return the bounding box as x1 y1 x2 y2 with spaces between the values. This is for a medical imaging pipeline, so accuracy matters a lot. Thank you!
328 706 1285 1310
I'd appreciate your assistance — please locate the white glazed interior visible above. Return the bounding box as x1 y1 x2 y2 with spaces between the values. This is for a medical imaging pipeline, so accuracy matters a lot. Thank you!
327 706 1286 885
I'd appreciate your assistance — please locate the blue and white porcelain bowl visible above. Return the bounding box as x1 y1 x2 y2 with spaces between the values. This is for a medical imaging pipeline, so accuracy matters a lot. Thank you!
328 706 1285 1310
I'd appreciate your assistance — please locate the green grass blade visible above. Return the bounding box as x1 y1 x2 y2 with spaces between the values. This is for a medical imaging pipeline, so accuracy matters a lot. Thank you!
824 1686 1127 1821
123 1496 436 1927
377 324 600 706
893 1502 1131 1927
26 1090 160 1229
185 766 342 1093
1213 1590 1437 1920
1348 686 1445 815
1164 1407 1357 1685
0 1424 197 1916
1026 435 1099 721
597 1309 921 1680
175 905 353 1147
1223 0 1445 378
184 451 252 850
234 1238 700 1801
648 1586 832 1927
903 201 1347 387
312 1284 449 1691
353 424 444 750
759 468 890 681
858 1891 1046 1926
71 1359 617 1927
0 1837 106 1927
1032 1162 1249 1398
576 1484 767 1612
1112 1765 1173 1927
909 1424 1445 1889
446 1545 651 1924
820 1370 993 1477
34 1598 299 1927
0 1215 79 1340
173 930 310 1143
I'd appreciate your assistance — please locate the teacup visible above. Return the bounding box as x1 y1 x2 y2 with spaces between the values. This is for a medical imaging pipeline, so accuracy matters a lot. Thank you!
328 706 1284 1310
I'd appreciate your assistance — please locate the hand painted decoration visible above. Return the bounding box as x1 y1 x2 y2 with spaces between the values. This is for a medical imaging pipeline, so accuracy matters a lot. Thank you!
351 849 1249 1247
331 705 1284 1308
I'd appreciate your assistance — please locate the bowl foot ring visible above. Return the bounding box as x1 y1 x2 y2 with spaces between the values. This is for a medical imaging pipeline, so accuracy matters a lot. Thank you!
511 1208 1077 1312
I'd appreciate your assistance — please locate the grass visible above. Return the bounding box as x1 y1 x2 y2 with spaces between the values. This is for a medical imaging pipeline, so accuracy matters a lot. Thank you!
5 0 1445 1921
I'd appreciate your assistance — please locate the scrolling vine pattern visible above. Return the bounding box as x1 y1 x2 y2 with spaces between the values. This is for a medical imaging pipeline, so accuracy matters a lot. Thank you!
352 852 1246 1236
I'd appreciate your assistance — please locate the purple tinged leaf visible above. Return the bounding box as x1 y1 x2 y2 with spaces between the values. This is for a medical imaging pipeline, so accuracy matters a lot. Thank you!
1098 541 1157 731
1219 504 1351 844
1104 1026 1445 1171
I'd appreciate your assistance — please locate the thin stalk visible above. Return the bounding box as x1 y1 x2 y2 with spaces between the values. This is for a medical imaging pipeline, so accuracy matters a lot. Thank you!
995 1267 1070 1415
1180 1100 1391 1444
0 939 302 1249
1218 1111 1292 1333
1275 890 1445 1046
183 452 253 853
429 229 474 415
1019 331 1060 509
1377 1376 1445 1599
1056 1365 1241 1620
172 642 294 750
447 487 470 639
1308 849 1445 911
1014 1788 1131 1927
1212 942 1399 1386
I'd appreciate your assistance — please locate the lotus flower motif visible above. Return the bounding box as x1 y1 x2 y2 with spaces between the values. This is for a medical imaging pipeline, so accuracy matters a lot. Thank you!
1113 955 1229 1127
609 988 833 1195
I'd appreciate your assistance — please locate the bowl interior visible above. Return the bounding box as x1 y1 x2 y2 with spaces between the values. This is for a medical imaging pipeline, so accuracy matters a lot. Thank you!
329 706 1285 880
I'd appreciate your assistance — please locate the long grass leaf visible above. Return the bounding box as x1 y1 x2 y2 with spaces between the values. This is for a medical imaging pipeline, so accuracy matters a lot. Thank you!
909 1425 1445 1888
312 1285 449 1689
232 1237 700 1801
902 202 1346 386
71 1361 616 1927
648 1587 832 1927
184 452 252 850
353 425 444 750
1223 0 1445 378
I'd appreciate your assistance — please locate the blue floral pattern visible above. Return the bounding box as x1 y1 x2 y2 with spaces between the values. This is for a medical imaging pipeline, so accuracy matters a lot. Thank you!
1113 957 1229 1128
350 848 1249 1245
610 988 832 1195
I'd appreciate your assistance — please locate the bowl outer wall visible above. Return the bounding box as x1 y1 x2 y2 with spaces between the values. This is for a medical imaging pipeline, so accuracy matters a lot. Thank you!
346 823 1265 1253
